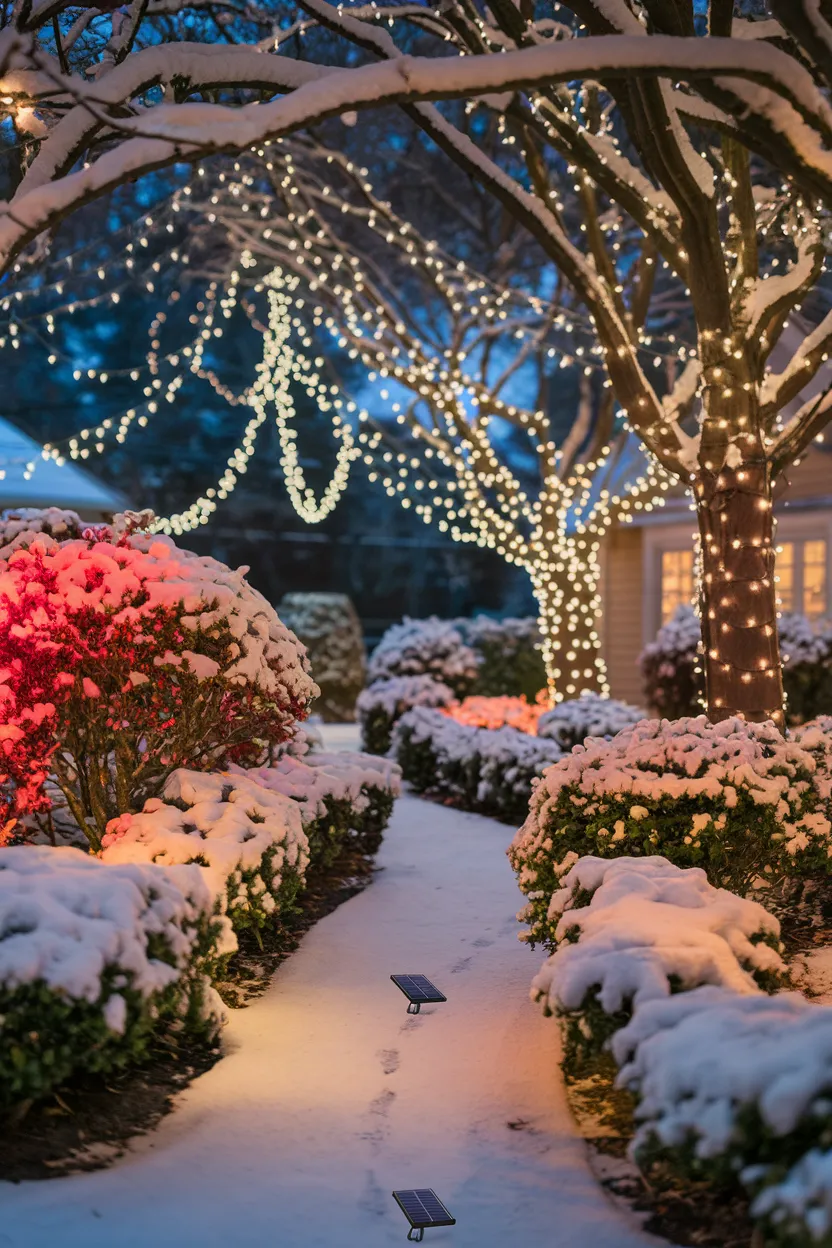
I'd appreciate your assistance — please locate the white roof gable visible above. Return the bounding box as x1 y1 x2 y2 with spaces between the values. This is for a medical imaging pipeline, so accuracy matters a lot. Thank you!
0 415 127 514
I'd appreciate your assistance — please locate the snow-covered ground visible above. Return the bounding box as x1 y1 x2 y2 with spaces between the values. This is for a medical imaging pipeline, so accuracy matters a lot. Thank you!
0 725 667 1248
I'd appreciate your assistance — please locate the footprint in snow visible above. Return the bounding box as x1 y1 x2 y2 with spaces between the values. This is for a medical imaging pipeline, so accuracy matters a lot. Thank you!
378 1048 400 1075
358 1170 387 1217
357 1089 397 1153
369 1088 396 1117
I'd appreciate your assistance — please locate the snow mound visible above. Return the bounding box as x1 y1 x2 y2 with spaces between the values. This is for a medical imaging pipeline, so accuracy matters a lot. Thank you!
101 769 309 933
0 845 229 1108
0 844 230 1003
531 856 785 1023
613 987 832 1168
537 693 645 749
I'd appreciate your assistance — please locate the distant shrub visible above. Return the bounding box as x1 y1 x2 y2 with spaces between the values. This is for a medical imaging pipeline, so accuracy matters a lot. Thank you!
278 592 366 722
357 674 455 754
638 606 703 718
458 615 546 700
368 613 547 702
392 706 561 824
537 693 645 750
367 616 479 695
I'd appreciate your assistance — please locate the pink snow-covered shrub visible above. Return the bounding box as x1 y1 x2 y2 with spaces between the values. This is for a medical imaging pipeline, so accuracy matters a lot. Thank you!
509 716 832 913
441 693 549 736
0 532 317 849
529 855 785 1074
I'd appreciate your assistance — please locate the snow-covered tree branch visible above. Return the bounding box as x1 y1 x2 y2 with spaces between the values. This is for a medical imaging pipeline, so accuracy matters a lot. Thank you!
1 0 831 719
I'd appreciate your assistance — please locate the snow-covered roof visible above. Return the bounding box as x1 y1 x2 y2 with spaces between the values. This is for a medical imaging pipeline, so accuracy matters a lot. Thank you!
0 415 127 514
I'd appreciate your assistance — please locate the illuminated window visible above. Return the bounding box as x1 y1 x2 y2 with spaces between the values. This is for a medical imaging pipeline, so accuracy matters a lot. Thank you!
661 549 695 622
778 542 795 612
777 539 828 618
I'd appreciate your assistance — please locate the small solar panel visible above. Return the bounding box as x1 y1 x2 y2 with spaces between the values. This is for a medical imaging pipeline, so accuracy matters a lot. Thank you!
393 1188 456 1231
391 974 447 1012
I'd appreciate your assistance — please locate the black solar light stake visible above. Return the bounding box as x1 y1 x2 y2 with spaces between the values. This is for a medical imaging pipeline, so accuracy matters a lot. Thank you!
392 1189 456 1241
390 974 447 1015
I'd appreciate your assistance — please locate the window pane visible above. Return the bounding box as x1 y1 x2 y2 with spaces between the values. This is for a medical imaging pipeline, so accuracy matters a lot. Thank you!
778 542 795 612
661 549 694 623
803 539 827 619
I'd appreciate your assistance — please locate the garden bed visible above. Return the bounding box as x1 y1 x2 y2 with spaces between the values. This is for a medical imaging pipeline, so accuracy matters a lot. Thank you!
0 837 380 1181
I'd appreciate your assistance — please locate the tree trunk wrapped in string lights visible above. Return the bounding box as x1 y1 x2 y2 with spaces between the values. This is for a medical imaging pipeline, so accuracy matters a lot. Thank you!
697 462 783 723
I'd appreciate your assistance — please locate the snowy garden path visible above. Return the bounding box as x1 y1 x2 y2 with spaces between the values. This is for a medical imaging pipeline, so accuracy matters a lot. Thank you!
0 730 667 1248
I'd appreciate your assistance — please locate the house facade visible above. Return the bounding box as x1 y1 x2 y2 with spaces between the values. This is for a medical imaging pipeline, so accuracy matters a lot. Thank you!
0 415 127 517
602 445 832 706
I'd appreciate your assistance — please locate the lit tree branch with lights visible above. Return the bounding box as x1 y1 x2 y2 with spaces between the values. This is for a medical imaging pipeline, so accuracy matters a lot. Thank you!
175 141 682 702
1 0 832 719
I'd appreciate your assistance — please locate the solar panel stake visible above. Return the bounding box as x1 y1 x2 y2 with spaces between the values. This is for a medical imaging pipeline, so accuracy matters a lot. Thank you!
391 974 447 1014
393 1189 456 1241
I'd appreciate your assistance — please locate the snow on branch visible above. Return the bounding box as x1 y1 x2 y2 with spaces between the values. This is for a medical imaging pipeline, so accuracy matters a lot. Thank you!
0 30 831 277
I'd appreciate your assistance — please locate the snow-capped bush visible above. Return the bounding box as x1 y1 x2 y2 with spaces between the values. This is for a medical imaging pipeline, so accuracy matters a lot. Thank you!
101 769 310 935
357 674 455 755
0 845 230 1109
537 693 646 750
510 716 832 917
640 604 832 723
457 615 546 700
0 531 317 848
0 507 91 559
367 613 548 702
613 987 832 1227
393 705 561 824
794 716 832 808
781 613 832 725
278 592 366 722
748 1147 832 1246
529 855 785 1075
638 605 703 718
367 616 479 695
238 748 401 863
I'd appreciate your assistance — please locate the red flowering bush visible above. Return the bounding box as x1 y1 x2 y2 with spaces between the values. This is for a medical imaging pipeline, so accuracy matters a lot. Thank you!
0 533 317 849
